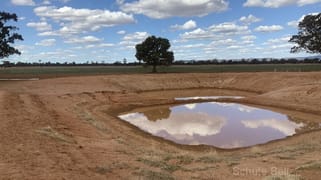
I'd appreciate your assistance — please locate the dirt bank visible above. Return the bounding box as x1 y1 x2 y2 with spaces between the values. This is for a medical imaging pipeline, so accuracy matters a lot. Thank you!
0 72 321 179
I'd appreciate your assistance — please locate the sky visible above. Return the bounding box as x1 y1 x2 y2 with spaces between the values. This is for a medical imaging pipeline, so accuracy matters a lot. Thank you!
1 0 321 63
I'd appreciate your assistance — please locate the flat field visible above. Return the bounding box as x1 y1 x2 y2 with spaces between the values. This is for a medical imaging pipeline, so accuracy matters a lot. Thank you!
2 64 321 78
0 69 321 179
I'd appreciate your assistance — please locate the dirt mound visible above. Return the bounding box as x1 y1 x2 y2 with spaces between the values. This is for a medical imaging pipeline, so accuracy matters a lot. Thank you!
1 72 321 179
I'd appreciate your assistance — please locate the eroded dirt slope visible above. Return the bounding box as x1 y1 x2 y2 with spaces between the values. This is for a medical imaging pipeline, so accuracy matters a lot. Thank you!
1 72 321 179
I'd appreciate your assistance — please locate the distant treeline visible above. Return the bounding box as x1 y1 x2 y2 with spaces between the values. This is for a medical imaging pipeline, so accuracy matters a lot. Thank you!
174 58 321 65
1 57 321 67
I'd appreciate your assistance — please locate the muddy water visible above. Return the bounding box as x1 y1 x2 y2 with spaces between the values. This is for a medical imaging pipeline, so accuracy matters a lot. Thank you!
175 96 244 100
118 101 319 149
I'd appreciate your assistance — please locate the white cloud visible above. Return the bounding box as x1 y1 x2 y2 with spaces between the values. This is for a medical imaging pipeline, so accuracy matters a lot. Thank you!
36 39 56 46
240 35 257 44
171 20 197 30
209 22 249 34
179 22 249 42
238 105 258 113
172 44 206 57
120 31 150 49
243 0 321 8
243 0 264 7
242 119 304 136
287 20 299 28
239 14 262 25
18 16 26 21
38 31 59 36
11 0 35 6
262 36 293 52
83 43 115 49
211 39 236 46
184 103 196 110
35 49 76 61
117 30 126 35
33 6 135 36
27 21 52 31
182 44 206 48
120 0 229 19
13 45 34 54
265 36 291 45
227 45 242 49
287 12 319 28
119 111 227 141
180 28 214 40
65 36 102 44
98 43 115 47
123 32 149 41
270 43 293 49
118 41 137 49
116 0 125 5
297 0 321 6
42 0 70 4
254 25 283 32
42 0 51 5
241 35 256 41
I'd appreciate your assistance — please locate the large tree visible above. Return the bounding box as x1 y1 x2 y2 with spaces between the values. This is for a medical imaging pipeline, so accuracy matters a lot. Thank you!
135 36 174 73
0 11 24 59
289 13 321 54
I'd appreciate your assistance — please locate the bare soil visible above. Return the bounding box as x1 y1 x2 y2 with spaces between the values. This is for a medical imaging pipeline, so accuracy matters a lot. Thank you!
1 72 321 180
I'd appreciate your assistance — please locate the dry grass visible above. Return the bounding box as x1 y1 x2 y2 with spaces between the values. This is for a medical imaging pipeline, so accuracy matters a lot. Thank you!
295 160 321 171
73 105 108 131
263 174 303 180
36 126 75 143
133 169 174 180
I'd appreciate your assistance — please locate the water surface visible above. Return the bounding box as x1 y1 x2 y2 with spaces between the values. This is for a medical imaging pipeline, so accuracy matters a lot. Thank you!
175 96 244 100
119 102 316 149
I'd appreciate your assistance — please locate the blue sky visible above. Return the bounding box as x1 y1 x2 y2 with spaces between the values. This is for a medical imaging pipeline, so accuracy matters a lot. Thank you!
1 0 321 63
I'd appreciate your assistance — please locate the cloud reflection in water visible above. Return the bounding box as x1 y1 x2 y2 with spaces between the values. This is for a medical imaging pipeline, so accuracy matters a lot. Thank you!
119 111 227 142
118 102 306 148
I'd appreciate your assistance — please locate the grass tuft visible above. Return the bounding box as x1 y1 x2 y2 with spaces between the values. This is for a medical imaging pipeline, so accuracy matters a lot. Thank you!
36 126 75 143
263 174 302 180
295 160 321 171
133 170 174 180
137 157 180 173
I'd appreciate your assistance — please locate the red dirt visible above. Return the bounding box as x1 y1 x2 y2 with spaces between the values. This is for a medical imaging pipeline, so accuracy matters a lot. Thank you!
1 72 321 179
